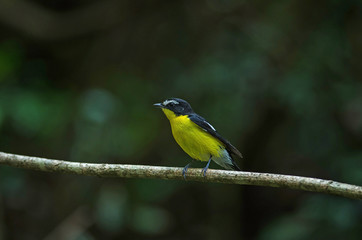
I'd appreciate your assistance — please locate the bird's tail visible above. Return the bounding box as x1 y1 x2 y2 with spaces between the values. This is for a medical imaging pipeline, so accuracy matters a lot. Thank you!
213 149 242 171
227 160 241 171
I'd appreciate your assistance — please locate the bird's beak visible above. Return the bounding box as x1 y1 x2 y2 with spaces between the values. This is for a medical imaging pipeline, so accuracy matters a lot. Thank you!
153 103 163 108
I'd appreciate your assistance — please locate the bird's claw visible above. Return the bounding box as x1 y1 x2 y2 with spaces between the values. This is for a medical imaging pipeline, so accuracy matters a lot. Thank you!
201 167 208 177
182 163 191 180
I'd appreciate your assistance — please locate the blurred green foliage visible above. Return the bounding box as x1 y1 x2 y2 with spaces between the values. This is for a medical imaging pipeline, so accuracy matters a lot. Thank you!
0 0 361 239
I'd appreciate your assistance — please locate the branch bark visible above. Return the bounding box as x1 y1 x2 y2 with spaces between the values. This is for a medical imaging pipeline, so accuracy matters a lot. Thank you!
0 151 361 199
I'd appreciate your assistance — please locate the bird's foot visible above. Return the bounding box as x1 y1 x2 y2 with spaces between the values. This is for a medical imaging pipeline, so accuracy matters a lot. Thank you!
201 167 208 177
201 158 212 177
182 163 191 180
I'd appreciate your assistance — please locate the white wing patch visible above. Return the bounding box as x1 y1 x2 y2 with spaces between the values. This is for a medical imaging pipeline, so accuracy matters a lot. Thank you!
205 121 216 131
163 99 179 106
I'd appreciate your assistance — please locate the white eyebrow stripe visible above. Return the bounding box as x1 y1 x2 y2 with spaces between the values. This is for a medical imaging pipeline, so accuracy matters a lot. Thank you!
205 121 216 131
163 100 179 105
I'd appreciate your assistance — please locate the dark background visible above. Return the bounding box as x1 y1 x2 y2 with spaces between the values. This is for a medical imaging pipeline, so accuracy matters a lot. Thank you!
0 0 361 239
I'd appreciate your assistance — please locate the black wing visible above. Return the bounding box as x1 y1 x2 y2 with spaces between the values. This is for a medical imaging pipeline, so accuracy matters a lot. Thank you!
188 113 243 159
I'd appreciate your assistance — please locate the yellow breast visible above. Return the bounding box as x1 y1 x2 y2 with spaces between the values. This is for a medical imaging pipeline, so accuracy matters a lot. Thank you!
162 109 224 161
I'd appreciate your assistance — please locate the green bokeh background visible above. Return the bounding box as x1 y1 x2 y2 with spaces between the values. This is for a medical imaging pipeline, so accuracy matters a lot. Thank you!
0 0 361 239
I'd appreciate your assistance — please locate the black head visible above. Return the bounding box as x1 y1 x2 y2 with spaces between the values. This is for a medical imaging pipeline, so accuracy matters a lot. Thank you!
154 98 194 115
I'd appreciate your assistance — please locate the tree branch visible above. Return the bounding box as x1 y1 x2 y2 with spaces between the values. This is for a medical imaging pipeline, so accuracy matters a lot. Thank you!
0 151 361 199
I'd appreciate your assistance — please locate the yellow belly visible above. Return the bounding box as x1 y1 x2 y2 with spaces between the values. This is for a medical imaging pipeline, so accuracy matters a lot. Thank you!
162 109 224 161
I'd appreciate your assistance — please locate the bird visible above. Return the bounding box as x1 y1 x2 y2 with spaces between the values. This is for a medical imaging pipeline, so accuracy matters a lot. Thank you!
154 98 242 178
